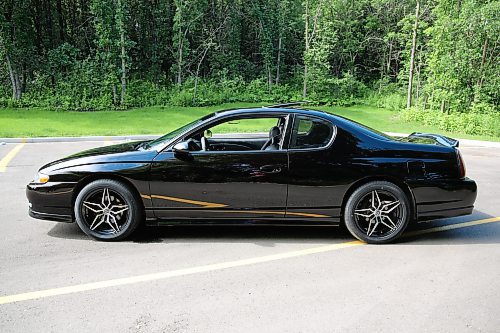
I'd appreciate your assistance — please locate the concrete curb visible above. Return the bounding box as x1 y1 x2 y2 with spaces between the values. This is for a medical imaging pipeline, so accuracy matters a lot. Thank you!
1 133 499 148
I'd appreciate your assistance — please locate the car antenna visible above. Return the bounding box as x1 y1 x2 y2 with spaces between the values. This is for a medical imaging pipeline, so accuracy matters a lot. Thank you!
265 101 310 109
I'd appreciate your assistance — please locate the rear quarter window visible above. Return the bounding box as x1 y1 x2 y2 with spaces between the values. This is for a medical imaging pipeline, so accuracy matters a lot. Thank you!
290 115 334 149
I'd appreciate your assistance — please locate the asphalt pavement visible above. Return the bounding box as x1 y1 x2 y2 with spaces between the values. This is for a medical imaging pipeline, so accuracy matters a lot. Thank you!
0 140 499 332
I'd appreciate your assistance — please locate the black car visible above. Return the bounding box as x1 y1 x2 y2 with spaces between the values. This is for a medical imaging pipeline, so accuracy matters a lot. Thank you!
26 105 477 243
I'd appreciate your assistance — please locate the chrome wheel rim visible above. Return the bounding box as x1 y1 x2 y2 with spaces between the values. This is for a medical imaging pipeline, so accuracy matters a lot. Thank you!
353 189 404 238
81 188 130 235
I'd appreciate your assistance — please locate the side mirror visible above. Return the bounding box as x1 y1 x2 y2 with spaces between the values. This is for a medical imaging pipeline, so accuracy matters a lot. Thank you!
205 129 213 138
172 141 190 154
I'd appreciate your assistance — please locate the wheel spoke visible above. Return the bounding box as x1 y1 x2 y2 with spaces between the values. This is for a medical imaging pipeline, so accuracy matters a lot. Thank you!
368 217 380 237
366 217 375 236
382 215 397 228
89 213 103 229
101 188 112 207
101 188 106 206
83 201 104 213
104 214 118 233
381 200 400 214
380 216 396 231
110 204 129 215
90 214 105 230
354 208 373 218
109 214 120 232
374 190 381 209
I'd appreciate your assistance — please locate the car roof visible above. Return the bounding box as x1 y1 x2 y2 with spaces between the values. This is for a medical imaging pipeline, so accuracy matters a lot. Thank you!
212 106 400 142
213 107 328 118
212 106 352 126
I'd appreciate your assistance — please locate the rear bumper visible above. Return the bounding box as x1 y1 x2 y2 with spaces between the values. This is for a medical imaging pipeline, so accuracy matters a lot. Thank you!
409 177 477 221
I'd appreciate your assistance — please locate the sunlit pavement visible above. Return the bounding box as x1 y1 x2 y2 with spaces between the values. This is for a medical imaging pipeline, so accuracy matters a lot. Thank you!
0 141 499 332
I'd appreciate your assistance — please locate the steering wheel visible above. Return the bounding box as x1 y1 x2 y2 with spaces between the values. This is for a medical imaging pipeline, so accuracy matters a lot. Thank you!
201 136 210 151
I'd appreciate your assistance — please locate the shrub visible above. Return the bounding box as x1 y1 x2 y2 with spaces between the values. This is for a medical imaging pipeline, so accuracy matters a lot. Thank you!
309 73 368 106
400 107 500 137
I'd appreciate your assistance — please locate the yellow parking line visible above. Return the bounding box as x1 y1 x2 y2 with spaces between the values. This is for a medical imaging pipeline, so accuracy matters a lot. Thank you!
0 142 26 172
0 216 499 305
0 241 362 305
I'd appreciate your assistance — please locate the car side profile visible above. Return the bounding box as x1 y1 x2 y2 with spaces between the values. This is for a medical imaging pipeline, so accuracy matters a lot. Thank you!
26 105 477 243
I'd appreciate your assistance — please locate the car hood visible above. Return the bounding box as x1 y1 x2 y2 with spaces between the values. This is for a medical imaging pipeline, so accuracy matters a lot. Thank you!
40 141 158 172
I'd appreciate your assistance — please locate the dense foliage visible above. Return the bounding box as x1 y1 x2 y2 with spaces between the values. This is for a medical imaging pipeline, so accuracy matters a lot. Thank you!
0 1 498 125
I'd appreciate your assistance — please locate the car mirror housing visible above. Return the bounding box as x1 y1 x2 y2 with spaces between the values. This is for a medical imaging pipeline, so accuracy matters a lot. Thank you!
172 141 190 154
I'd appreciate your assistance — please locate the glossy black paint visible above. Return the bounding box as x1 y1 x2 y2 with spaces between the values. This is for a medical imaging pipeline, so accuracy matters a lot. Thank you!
26 107 477 227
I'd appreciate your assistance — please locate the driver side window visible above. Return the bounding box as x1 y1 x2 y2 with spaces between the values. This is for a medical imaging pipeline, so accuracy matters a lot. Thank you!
209 117 278 137
187 116 287 152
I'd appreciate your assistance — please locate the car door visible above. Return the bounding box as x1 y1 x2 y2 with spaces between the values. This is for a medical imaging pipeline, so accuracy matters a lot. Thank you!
149 115 290 221
286 114 340 221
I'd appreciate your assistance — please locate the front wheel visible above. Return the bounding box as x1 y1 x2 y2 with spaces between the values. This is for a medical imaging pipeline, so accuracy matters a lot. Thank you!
74 179 143 241
344 181 411 244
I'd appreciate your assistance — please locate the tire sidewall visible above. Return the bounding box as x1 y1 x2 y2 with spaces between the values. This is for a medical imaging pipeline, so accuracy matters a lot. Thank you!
344 181 411 244
74 179 142 241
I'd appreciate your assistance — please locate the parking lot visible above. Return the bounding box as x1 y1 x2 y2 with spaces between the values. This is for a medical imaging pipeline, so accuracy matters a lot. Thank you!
0 140 499 332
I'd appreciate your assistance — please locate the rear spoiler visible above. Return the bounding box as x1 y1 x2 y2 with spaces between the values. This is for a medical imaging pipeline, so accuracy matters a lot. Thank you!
408 132 459 148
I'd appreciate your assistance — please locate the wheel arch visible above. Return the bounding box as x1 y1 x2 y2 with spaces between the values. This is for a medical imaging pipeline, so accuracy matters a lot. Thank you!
71 174 145 216
340 176 416 223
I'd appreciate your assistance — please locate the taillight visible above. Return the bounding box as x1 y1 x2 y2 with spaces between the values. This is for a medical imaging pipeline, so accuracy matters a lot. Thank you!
456 149 466 178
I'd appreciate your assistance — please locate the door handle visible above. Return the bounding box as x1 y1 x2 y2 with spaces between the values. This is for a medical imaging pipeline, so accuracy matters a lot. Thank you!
260 165 282 174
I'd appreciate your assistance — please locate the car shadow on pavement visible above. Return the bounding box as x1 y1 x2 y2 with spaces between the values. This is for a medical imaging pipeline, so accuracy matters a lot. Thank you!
47 210 499 245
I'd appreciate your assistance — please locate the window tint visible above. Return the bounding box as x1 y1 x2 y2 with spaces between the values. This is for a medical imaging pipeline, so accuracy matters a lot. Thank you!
290 116 333 149
209 117 279 137
297 119 313 135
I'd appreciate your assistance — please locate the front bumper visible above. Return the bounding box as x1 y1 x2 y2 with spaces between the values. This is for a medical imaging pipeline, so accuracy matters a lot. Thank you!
409 177 477 221
29 208 73 222
26 182 77 223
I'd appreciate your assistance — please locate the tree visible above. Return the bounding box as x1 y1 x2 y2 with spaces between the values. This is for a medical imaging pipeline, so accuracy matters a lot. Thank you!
171 0 204 85
0 0 497 114
406 0 420 108
303 0 323 98
116 0 128 105
0 0 35 101
426 0 499 112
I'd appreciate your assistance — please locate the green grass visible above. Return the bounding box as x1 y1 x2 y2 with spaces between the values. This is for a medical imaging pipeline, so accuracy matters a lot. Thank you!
0 103 261 137
0 103 498 141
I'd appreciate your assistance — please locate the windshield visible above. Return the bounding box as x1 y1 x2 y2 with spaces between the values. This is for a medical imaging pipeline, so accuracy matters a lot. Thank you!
141 113 216 151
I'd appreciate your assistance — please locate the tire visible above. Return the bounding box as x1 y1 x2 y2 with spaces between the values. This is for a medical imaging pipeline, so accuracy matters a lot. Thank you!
344 181 411 244
74 179 143 241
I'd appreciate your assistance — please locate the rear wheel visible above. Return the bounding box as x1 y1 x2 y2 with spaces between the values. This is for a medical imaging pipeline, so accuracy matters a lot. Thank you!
344 181 410 244
74 179 143 241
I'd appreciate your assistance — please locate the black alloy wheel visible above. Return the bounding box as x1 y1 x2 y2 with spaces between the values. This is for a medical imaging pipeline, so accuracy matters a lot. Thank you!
344 181 411 244
74 179 143 241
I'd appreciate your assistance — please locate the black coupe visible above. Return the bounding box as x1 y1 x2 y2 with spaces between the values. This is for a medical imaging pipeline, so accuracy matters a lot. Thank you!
26 105 477 243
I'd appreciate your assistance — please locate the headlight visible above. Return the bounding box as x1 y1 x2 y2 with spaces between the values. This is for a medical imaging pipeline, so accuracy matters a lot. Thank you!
32 172 50 184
